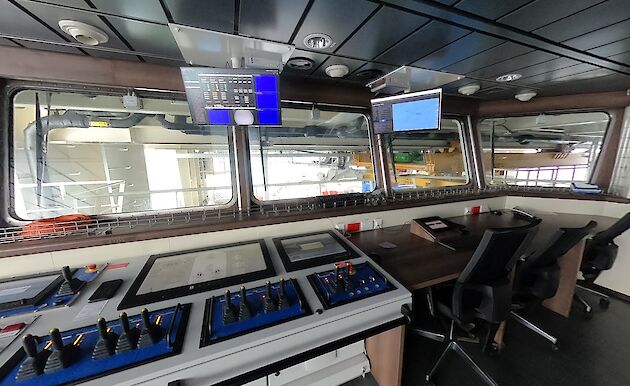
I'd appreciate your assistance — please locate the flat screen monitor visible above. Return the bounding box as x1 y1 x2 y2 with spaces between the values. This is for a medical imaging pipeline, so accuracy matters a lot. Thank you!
181 67 281 126
118 240 275 310
273 231 360 272
371 89 442 134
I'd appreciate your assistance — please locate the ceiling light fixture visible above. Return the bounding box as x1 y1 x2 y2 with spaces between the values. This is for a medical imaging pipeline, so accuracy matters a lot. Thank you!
303 33 334 50
515 90 537 102
496 73 522 82
286 57 315 70
325 64 349 78
457 83 481 96
59 20 108 46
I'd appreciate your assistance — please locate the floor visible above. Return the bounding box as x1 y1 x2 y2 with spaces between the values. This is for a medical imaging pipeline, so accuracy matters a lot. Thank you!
347 290 630 386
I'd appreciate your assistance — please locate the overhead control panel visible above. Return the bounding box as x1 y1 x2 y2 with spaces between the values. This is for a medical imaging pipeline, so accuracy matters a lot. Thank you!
181 67 281 126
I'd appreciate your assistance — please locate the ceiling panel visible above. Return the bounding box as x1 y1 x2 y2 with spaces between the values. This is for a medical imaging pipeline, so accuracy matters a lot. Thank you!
90 0 167 23
240 0 309 43
313 56 365 78
292 0 378 53
346 62 397 83
84 48 141 62
517 63 597 85
19 40 84 55
540 73 630 96
532 0 630 42
466 50 558 79
441 42 532 74
455 0 533 20
18 1 129 50
535 67 616 86
0 1 67 42
589 37 630 57
375 21 470 66
412 33 503 70
335 7 428 60
37 0 90 9
496 0 602 32
562 19 630 51
104 17 182 58
511 57 581 79
283 49 329 75
164 0 234 34
609 51 630 65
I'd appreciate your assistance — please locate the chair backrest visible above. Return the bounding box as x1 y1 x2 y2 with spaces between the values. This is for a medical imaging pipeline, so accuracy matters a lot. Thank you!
516 220 597 300
590 212 630 246
453 220 540 323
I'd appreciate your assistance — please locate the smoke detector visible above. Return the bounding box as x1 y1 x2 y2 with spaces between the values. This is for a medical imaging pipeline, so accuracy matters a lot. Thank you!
303 33 334 50
515 90 537 102
325 64 349 78
458 83 481 96
58 20 108 46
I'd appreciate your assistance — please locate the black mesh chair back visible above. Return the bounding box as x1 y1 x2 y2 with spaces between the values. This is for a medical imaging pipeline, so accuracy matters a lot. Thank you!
516 220 597 301
452 220 540 323
582 213 630 279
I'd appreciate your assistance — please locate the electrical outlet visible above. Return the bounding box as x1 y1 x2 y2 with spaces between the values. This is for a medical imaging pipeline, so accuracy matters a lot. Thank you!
373 218 383 229
334 223 345 232
360 219 374 231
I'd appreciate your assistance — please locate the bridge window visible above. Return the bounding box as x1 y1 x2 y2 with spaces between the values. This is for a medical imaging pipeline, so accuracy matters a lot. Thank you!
388 118 470 191
11 89 234 220
480 112 610 187
248 107 374 201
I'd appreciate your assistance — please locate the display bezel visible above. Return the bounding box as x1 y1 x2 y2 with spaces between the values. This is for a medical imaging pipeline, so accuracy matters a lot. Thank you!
273 230 360 272
0 271 64 312
118 240 276 310
371 88 442 134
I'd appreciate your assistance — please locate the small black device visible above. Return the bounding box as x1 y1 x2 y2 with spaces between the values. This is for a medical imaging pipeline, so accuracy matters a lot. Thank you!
88 280 123 303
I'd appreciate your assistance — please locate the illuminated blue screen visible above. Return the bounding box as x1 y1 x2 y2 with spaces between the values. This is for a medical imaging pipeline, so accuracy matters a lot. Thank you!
392 98 440 131
207 109 231 125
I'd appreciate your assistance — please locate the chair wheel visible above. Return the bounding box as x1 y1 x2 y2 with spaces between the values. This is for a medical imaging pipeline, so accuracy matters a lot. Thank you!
425 375 435 385
551 343 559 352
582 309 593 320
599 298 610 309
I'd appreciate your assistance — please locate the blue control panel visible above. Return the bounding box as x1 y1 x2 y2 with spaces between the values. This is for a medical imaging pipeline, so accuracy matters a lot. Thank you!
0 267 102 319
0 304 190 386
308 262 395 309
201 279 310 346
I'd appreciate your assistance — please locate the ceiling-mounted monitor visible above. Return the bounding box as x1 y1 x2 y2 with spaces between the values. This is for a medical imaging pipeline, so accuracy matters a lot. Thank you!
371 88 442 134
181 67 281 126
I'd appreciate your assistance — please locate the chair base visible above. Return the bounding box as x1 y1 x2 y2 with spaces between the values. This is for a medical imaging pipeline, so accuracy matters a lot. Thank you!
424 321 498 386
574 285 610 315
510 311 558 350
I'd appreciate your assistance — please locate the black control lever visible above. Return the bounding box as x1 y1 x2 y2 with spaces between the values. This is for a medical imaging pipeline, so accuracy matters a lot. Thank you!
263 281 277 313
57 266 85 296
16 334 47 380
138 308 161 348
278 278 290 310
222 289 238 324
44 328 71 373
238 286 252 320
116 312 139 353
92 317 118 359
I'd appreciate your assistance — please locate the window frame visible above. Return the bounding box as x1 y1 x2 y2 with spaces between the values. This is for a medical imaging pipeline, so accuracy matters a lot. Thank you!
3 81 239 223
248 101 378 207
384 115 474 194
477 110 613 188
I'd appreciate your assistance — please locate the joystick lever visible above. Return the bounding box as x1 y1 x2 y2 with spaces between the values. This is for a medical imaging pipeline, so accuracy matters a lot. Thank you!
44 328 72 374
138 308 161 348
57 266 85 296
222 290 238 324
263 281 277 313
278 278 290 310
238 286 252 320
92 318 118 359
16 334 47 381
116 312 139 353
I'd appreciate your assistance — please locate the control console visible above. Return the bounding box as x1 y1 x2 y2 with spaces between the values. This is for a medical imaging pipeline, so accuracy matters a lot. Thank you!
308 262 394 309
0 305 190 385
201 279 310 346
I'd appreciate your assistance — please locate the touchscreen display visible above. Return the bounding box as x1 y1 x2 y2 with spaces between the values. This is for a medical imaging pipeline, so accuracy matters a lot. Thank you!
280 233 347 263
0 274 59 305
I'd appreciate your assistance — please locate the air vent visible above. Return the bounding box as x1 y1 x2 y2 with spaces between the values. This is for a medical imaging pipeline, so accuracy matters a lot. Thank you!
354 68 383 80
286 57 315 70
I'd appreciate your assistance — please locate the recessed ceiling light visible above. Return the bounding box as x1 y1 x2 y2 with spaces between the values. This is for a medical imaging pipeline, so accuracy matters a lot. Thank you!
458 83 481 96
325 64 349 78
286 57 315 70
496 73 522 82
515 90 537 102
58 20 108 46
303 33 334 50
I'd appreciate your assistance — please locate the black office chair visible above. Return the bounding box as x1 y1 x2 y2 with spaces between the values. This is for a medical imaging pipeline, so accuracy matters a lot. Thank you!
421 222 539 386
575 212 630 315
511 220 597 349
